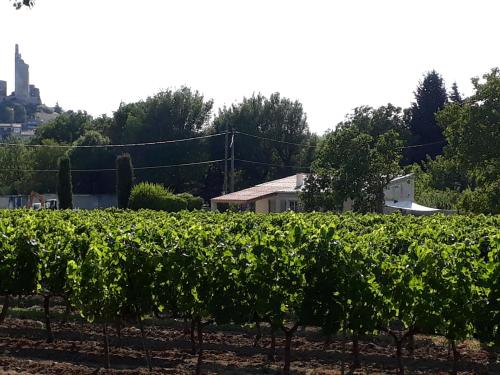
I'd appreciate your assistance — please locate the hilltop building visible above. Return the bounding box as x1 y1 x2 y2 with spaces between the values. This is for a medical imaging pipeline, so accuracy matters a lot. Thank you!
0 44 41 105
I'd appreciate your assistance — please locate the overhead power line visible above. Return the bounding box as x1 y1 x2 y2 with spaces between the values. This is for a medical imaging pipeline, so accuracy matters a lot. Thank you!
0 159 224 173
0 132 226 149
400 140 447 149
0 129 445 151
236 158 310 170
235 131 317 148
236 130 447 150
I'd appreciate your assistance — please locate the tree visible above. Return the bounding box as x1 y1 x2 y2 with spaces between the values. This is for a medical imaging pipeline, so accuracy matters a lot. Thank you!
0 104 14 123
13 105 27 123
57 156 73 209
30 139 67 194
302 105 404 212
436 68 500 214
0 137 34 194
406 70 448 163
116 153 134 209
54 102 63 114
34 110 93 144
210 93 311 192
449 82 464 104
108 87 214 195
69 131 115 194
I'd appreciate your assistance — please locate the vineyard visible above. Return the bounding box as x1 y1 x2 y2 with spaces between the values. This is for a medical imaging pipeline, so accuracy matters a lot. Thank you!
0 210 499 374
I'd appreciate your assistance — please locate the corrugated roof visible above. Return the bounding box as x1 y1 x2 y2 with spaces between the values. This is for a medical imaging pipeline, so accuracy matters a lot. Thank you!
211 174 307 203
384 200 440 212
388 173 414 183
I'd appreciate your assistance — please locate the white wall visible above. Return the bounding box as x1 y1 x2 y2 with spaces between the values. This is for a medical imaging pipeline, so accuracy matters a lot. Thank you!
0 194 117 209
255 199 269 213
384 176 415 202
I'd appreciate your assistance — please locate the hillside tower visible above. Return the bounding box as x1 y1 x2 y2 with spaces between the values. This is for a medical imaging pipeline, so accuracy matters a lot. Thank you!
15 44 30 101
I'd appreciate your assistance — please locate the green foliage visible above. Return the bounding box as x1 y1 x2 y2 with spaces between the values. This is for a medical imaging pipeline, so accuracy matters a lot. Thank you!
116 154 134 209
406 70 448 163
69 130 115 194
108 87 214 196
128 182 186 212
211 93 312 190
303 105 404 212
177 192 203 210
460 181 500 215
34 110 92 144
0 136 33 194
0 104 14 123
409 68 500 214
0 209 499 374
57 156 73 209
449 82 464 105
13 105 27 123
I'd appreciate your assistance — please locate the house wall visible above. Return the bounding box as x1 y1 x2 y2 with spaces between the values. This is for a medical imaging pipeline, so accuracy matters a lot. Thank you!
255 199 269 213
384 176 415 202
269 193 300 213
0 194 117 209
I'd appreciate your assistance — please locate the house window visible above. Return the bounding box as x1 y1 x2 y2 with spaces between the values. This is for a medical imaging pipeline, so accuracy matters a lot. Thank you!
280 200 287 212
289 200 299 212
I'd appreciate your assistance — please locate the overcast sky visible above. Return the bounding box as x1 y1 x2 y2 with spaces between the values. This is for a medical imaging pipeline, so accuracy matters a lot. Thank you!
1 0 499 134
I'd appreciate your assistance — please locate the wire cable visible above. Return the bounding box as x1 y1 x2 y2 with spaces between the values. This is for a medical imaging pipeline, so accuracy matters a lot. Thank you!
235 158 310 170
235 131 317 148
0 132 227 149
400 140 447 149
235 130 446 150
0 159 225 173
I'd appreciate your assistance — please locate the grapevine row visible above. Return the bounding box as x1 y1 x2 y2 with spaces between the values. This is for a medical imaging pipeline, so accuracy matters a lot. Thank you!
0 210 498 374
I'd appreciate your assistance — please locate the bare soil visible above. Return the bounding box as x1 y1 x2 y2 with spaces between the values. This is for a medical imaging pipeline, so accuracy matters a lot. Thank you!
0 308 499 374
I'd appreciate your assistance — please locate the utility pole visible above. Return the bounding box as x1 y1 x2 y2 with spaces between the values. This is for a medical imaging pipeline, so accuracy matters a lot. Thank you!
223 123 228 194
230 129 235 193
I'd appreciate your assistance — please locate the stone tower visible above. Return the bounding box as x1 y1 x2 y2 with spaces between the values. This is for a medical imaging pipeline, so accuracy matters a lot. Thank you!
15 44 30 101
0 80 6 99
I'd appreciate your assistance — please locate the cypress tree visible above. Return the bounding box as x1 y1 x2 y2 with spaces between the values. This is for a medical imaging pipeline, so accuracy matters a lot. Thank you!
449 82 464 105
406 70 448 164
116 153 134 209
57 156 73 209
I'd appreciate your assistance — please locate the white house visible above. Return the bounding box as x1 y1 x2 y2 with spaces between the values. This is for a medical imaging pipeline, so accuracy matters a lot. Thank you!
210 173 443 215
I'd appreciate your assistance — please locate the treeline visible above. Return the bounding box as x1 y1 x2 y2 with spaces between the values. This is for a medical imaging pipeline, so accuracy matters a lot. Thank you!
0 90 315 200
0 210 498 374
303 69 499 214
0 69 498 213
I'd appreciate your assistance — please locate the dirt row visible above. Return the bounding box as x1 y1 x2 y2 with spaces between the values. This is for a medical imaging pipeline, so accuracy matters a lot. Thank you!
1 313 499 375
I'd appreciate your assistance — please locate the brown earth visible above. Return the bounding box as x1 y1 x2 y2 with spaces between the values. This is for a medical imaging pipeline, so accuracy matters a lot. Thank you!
0 310 498 374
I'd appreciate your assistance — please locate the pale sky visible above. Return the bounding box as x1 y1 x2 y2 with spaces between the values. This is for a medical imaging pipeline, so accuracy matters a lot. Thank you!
1 0 499 134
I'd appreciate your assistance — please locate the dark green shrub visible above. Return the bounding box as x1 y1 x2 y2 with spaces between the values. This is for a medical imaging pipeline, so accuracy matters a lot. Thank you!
116 154 134 209
57 156 73 209
164 194 187 212
129 183 186 212
177 193 203 210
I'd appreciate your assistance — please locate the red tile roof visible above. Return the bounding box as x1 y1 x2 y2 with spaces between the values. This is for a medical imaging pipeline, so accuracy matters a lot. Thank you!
211 174 307 204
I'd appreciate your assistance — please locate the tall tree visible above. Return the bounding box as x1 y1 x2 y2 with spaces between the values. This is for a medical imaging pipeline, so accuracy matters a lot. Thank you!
34 110 93 144
116 153 134 209
436 68 500 213
406 70 448 164
108 87 213 195
210 93 311 192
57 156 73 209
69 130 115 194
302 105 403 212
449 82 464 104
